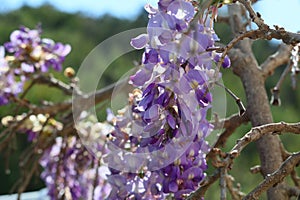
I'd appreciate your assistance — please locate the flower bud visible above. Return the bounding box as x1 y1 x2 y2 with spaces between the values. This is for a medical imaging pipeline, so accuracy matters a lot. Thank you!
64 67 75 78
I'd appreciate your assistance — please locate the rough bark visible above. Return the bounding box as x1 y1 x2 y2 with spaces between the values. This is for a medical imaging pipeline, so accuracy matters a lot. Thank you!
228 4 287 200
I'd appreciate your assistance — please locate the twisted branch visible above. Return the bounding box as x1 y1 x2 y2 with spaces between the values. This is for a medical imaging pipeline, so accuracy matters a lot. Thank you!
236 0 300 45
261 44 292 78
211 112 249 149
229 122 300 159
188 121 300 199
244 152 300 200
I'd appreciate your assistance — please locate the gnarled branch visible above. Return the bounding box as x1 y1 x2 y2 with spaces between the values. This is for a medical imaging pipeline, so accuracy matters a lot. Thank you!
244 152 300 200
211 112 249 149
261 44 292 78
229 121 300 159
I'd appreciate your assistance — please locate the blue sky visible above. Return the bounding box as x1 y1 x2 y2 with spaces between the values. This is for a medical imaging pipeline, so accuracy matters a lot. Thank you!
0 0 299 33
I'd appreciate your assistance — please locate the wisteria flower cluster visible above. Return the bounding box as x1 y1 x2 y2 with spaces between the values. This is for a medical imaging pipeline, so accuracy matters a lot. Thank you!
0 0 232 199
1 113 63 141
0 46 23 105
102 0 230 199
40 113 113 200
0 26 71 105
40 136 94 200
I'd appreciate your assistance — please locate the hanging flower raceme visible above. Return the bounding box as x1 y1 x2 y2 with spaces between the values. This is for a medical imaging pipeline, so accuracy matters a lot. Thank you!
0 26 71 106
40 113 113 200
103 0 231 199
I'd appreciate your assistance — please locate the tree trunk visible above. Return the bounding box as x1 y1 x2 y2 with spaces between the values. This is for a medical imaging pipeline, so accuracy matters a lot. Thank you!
228 4 287 200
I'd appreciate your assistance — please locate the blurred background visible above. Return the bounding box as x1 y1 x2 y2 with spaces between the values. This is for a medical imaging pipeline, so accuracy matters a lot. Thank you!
0 0 299 199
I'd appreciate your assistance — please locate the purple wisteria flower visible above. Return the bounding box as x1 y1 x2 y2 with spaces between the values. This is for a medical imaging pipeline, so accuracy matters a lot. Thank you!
0 26 71 106
40 136 111 200
103 0 231 199
0 46 24 105
4 26 71 73
40 137 90 200
39 113 113 200
0 73 24 105
214 53 231 68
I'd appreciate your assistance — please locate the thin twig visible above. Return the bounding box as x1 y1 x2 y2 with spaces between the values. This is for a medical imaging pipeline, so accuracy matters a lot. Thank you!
9 79 125 119
212 29 266 83
212 113 249 130
187 169 221 200
209 113 249 150
250 165 261 174
291 169 300 187
270 61 293 106
73 78 129 119
226 174 245 200
212 30 256 83
0 112 32 152
236 0 268 31
237 0 300 45
279 140 291 161
220 167 227 200
215 82 246 116
20 79 36 99
34 74 78 96
17 158 40 200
